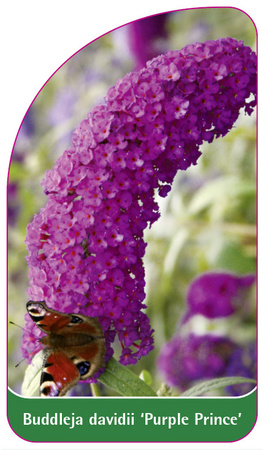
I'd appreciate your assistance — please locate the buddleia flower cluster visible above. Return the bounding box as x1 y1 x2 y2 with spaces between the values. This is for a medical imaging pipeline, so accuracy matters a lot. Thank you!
22 37 257 380
181 272 256 323
158 272 256 395
158 334 256 396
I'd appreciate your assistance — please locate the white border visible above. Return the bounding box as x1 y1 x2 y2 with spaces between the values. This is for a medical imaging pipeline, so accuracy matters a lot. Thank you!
8 385 257 400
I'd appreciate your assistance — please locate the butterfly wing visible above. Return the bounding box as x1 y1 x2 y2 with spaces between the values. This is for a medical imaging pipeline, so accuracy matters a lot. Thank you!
41 350 80 397
57 314 106 379
26 301 106 396
26 301 71 333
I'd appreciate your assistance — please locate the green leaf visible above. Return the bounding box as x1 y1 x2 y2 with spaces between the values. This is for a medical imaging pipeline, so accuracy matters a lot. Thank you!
99 357 157 396
188 176 255 215
21 350 45 397
214 241 256 273
180 376 256 397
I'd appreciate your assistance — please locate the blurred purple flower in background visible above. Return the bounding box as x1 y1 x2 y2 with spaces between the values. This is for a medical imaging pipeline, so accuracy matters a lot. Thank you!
127 13 170 69
22 37 256 382
158 333 238 390
8 183 20 227
8 110 35 226
17 109 35 141
182 272 256 323
225 341 256 396
158 270 256 395
158 333 256 394
48 88 77 126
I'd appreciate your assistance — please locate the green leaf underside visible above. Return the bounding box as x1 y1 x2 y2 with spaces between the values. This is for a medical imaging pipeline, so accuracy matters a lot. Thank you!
180 376 256 397
99 357 157 396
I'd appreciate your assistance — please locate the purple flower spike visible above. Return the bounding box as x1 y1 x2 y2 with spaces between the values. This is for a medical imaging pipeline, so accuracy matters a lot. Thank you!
158 333 238 390
182 272 256 322
127 14 169 69
22 38 256 381
225 341 256 396
158 334 256 394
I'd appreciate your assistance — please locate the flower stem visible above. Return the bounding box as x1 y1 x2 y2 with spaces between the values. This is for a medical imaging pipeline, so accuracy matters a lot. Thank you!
90 382 101 397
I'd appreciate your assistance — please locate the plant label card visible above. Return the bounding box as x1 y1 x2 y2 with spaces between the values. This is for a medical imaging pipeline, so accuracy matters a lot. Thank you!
7 7 257 444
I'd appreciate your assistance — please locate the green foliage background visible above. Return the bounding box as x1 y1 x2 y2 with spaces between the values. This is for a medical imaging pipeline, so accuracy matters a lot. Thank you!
8 7 256 395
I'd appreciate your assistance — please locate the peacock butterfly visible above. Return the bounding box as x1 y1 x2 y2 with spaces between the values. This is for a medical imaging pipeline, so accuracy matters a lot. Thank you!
26 301 106 397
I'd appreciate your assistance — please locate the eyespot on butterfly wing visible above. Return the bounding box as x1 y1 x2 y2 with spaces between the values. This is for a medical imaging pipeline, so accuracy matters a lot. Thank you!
26 301 106 397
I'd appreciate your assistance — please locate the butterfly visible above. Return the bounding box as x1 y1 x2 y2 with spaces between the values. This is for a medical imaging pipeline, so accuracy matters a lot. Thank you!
26 301 106 397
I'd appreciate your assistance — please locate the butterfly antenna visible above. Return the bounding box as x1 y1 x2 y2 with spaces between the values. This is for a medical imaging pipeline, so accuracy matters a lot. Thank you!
9 321 24 331
9 321 43 365
14 358 26 368
9 321 37 338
